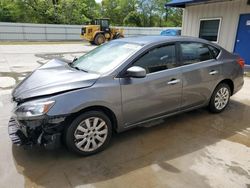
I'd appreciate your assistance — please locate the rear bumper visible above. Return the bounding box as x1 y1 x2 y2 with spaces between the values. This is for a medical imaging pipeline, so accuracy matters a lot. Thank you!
8 116 65 149
233 76 244 95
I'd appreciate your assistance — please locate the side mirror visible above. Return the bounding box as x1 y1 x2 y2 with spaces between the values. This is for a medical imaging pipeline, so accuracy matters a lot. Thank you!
126 66 146 78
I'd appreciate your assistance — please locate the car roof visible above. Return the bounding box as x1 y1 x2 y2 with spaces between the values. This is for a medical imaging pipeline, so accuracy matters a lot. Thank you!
118 35 211 46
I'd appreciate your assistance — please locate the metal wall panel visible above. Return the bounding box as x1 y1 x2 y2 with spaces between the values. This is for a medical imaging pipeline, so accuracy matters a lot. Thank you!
23 26 46 33
0 22 180 41
66 28 80 34
46 34 66 40
0 33 24 40
0 25 23 33
24 34 47 40
121 27 180 37
182 0 250 52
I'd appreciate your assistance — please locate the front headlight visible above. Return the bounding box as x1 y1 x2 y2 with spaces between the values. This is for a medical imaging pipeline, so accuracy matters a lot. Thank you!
14 100 55 119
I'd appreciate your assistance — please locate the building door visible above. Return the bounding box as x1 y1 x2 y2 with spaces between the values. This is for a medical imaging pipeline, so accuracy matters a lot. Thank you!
234 14 250 65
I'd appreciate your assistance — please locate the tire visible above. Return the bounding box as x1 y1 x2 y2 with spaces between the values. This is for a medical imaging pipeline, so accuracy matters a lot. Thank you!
114 34 124 39
209 83 231 113
94 34 105 45
65 111 112 156
89 41 95 45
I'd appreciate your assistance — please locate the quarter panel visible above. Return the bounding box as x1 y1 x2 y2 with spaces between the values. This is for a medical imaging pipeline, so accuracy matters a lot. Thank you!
220 56 244 94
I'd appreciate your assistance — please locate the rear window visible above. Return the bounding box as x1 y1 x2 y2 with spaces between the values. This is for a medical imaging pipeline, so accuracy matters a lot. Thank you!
180 42 214 65
208 45 220 58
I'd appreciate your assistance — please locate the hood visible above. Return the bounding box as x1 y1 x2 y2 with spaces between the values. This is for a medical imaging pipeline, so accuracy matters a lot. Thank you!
12 59 100 101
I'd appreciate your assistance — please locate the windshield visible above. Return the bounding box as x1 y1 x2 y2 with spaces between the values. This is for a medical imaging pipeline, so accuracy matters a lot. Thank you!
72 41 143 74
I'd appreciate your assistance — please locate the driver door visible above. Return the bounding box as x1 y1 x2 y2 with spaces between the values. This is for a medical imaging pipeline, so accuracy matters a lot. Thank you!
120 43 182 127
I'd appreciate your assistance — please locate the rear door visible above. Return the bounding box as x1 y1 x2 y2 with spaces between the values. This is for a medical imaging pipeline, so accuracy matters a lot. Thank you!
179 42 221 109
120 43 182 126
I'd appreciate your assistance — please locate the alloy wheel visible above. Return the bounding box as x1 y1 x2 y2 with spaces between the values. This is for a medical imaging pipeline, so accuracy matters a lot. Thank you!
214 87 230 110
74 117 108 152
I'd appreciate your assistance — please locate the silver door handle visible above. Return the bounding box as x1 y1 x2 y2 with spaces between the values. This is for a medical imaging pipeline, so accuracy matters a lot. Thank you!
167 79 180 85
209 70 218 75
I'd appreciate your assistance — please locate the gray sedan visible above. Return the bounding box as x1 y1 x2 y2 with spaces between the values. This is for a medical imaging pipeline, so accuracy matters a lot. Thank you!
9 36 244 155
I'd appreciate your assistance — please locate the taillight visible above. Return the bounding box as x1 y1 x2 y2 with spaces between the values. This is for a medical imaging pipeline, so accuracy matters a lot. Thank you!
237 58 245 68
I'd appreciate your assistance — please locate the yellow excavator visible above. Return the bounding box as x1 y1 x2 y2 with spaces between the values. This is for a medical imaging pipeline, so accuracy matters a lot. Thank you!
81 18 124 45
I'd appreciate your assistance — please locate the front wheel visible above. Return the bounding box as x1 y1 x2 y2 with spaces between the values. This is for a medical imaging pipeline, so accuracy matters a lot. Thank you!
65 111 112 156
209 83 231 113
94 34 105 45
114 34 124 39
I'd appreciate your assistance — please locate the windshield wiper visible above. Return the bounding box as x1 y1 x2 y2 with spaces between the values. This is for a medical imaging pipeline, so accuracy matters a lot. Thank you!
68 62 89 73
73 66 88 73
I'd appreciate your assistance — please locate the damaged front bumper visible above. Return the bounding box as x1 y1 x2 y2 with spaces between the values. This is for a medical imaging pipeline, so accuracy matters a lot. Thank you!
8 116 66 149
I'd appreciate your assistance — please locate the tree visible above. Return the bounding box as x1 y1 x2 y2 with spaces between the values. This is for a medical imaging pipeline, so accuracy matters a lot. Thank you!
155 0 168 27
101 0 123 25
165 7 183 26
0 1 18 22
123 11 141 26
0 0 182 27
137 0 155 27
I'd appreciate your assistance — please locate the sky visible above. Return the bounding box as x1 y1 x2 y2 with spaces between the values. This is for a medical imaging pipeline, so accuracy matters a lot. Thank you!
95 0 102 3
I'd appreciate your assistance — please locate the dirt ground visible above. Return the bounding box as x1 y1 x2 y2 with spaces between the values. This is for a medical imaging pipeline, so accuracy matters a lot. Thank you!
0 43 249 188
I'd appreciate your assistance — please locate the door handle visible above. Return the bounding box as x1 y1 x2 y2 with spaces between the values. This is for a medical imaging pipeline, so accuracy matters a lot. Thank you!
167 79 180 85
209 70 218 75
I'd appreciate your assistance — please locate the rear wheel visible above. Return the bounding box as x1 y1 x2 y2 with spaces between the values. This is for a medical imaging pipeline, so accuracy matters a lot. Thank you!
209 83 231 113
65 111 112 156
94 34 105 45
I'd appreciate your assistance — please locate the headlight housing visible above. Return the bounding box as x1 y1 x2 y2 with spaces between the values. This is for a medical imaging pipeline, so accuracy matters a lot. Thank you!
14 100 55 119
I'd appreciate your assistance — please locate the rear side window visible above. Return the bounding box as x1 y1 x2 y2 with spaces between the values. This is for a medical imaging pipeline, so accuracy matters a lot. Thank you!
208 45 220 58
180 42 214 65
133 44 177 74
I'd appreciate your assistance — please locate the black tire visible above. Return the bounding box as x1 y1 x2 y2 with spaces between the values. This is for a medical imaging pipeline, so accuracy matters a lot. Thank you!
114 34 124 39
65 111 112 156
209 83 231 113
94 34 105 45
89 41 95 45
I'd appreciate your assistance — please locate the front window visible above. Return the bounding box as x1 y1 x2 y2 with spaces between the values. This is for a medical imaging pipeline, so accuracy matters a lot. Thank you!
199 18 221 42
101 20 109 28
133 44 177 74
73 42 143 74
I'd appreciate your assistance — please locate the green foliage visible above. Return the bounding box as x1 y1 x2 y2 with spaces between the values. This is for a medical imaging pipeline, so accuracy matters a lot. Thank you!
123 11 141 26
165 7 182 27
0 0 19 22
0 0 182 27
